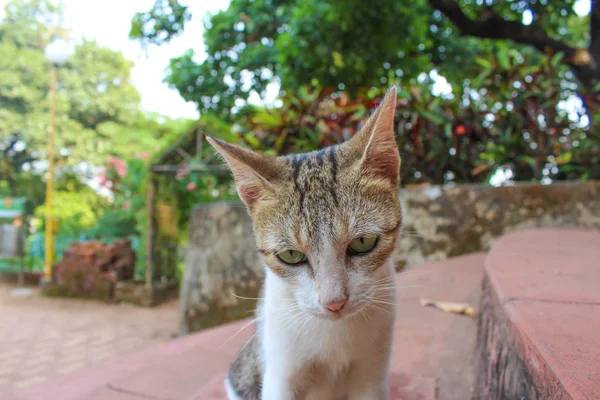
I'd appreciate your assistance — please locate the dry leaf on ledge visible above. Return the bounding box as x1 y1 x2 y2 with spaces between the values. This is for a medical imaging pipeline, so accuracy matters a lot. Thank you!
419 298 476 318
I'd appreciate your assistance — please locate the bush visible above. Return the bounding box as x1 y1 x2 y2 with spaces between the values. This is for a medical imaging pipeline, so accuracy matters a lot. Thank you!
34 189 106 235
237 51 598 186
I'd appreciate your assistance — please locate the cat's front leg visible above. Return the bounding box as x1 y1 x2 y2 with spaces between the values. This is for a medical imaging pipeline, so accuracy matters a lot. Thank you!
261 367 296 400
346 377 389 400
345 362 390 400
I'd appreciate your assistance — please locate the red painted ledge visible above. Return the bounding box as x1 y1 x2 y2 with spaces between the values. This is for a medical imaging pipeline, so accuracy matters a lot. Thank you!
475 228 600 400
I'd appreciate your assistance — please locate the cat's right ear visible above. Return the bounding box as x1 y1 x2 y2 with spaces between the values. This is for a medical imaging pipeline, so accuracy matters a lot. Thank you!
207 136 282 210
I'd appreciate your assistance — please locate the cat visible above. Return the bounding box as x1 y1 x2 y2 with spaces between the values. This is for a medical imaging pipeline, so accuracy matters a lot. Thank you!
207 86 401 400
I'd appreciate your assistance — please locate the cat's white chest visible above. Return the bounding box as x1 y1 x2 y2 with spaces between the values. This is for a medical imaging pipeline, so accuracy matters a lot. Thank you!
297 318 356 366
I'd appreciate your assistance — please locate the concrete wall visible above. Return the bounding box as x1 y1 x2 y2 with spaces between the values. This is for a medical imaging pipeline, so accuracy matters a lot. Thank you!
395 180 600 268
179 203 262 334
179 181 600 335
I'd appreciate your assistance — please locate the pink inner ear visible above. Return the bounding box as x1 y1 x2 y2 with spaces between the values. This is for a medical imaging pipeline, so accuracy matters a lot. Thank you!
363 134 400 181
238 183 263 207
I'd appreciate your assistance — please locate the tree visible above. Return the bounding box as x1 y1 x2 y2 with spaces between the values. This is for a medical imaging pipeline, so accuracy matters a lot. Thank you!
429 0 599 112
0 135 37 196
429 1 594 85
0 0 183 199
0 0 142 176
130 0 590 118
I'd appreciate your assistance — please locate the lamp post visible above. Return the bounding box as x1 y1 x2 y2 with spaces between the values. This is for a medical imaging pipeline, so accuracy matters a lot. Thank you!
43 39 71 281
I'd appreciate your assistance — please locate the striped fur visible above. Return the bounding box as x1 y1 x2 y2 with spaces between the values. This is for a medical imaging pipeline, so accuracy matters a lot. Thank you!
209 87 401 400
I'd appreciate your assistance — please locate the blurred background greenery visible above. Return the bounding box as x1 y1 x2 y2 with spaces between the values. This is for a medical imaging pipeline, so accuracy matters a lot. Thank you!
1 0 598 282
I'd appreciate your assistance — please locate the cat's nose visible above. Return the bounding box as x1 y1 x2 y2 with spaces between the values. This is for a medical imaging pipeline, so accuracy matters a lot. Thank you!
323 299 346 313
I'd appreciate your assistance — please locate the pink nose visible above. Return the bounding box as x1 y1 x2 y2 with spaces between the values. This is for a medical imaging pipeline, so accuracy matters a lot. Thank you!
323 300 346 313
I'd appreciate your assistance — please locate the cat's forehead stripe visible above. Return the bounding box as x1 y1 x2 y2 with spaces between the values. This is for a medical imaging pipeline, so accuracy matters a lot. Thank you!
328 147 339 206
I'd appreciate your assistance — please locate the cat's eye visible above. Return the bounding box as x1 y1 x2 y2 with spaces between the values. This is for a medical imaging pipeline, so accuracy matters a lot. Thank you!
348 235 378 255
277 250 307 265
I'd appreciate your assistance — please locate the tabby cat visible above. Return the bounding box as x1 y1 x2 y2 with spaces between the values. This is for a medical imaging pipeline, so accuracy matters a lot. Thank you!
208 87 401 400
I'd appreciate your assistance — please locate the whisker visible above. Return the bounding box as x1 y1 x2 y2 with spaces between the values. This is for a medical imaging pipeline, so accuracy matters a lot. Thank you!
229 329 261 366
373 285 428 291
294 313 312 342
218 318 257 350
365 302 393 316
360 306 374 324
229 292 263 301
371 299 396 306
277 308 303 327
396 268 438 277
374 275 398 284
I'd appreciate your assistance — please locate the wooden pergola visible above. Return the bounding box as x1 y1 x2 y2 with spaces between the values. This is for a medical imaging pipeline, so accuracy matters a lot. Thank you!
144 123 231 292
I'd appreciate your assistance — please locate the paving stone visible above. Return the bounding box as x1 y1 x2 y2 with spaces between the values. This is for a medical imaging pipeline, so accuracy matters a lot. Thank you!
11 253 485 400
0 284 178 394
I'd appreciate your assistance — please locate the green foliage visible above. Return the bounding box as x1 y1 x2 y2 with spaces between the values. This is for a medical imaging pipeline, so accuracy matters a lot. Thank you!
132 0 588 119
88 114 237 281
242 51 598 185
239 85 367 154
98 156 148 237
34 188 106 235
130 0 191 47
0 0 149 193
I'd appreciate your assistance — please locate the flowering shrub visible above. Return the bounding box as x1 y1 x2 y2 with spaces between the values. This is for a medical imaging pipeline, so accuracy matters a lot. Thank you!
238 52 598 185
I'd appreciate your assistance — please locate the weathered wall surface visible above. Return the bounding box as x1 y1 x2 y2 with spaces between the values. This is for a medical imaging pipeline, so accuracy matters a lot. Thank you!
395 180 600 268
180 181 600 334
179 203 262 334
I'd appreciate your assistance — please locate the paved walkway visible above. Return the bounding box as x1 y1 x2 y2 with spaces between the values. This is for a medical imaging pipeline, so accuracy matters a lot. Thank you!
9 253 486 400
0 284 178 394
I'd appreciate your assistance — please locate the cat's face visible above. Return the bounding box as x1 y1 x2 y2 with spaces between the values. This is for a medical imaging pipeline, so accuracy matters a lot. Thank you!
209 87 401 320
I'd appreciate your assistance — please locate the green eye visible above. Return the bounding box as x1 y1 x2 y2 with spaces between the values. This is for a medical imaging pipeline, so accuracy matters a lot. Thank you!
348 235 378 255
277 250 307 265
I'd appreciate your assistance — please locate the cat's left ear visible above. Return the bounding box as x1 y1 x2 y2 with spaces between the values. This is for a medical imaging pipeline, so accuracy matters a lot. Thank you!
207 137 283 210
349 86 400 183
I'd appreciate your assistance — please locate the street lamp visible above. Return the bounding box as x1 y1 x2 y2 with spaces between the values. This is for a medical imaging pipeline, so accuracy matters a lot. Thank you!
43 38 72 281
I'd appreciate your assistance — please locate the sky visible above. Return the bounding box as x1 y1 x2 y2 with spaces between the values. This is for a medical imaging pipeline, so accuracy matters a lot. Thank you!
0 0 232 119
59 0 230 120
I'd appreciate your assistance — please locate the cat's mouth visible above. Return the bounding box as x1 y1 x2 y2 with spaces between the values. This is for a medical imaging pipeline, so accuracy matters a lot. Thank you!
312 303 364 321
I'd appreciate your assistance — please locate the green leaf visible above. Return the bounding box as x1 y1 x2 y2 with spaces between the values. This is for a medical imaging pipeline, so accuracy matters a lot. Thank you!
520 66 540 75
550 51 564 67
419 110 445 126
332 51 345 68
397 90 411 99
474 69 491 84
517 155 537 166
444 123 452 138
497 51 510 70
244 134 261 148
555 152 572 165
475 57 492 69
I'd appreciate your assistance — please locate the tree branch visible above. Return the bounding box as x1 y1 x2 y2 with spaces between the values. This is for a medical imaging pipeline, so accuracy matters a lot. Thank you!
429 0 590 72
590 0 600 56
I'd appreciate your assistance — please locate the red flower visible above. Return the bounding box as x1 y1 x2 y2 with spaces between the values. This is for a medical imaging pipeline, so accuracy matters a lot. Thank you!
97 171 108 186
122 200 131 211
455 124 466 136
107 156 127 178
186 182 197 192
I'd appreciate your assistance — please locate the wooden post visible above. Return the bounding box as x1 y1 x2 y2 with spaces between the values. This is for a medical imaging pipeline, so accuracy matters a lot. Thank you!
18 255 24 286
145 178 154 294
196 129 203 163
18 225 25 286
44 66 58 281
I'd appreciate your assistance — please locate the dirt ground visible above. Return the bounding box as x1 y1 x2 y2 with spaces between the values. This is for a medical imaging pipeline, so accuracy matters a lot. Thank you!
0 283 178 393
